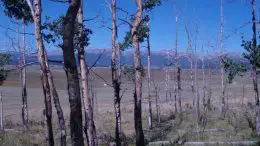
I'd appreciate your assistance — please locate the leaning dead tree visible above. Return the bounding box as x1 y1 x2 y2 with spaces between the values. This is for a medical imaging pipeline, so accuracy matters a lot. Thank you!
131 0 145 145
77 1 97 145
62 0 84 145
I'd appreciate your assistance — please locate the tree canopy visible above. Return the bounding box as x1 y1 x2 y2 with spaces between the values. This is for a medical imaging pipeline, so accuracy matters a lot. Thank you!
42 16 92 50
1 0 33 24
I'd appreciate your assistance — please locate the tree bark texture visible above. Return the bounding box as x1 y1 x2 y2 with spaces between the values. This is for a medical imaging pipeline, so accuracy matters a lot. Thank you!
111 0 122 145
63 0 84 145
77 1 97 145
131 0 145 145
21 19 29 130
33 0 54 145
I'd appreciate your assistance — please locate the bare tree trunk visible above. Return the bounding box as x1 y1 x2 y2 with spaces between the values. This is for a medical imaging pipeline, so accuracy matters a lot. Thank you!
250 0 260 135
131 0 144 145
220 0 226 115
190 60 195 107
194 27 200 123
195 56 200 122
111 0 122 145
63 0 84 145
77 1 97 145
175 16 182 113
155 86 160 123
146 21 153 130
174 91 177 113
20 19 29 130
165 49 169 102
207 58 212 111
26 0 66 145
185 24 195 107
46 61 66 146
32 0 54 145
202 55 207 111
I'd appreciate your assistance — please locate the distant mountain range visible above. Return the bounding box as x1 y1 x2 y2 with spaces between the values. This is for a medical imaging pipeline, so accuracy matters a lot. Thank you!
9 49 248 69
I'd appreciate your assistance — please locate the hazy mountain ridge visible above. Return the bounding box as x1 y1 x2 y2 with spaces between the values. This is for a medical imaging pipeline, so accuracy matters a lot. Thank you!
9 49 247 69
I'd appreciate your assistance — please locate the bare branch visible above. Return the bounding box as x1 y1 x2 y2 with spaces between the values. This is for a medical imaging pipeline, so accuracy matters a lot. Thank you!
116 7 129 16
88 50 105 72
223 21 252 40
104 0 112 12
118 18 132 27
83 11 101 22
90 69 113 87
0 25 34 36
17 61 38 69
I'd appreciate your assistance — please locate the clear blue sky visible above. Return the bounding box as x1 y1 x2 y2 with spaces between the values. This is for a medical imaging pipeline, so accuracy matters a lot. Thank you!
0 0 259 54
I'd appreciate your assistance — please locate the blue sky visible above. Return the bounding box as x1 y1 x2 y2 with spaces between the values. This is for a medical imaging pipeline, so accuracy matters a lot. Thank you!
0 0 259 54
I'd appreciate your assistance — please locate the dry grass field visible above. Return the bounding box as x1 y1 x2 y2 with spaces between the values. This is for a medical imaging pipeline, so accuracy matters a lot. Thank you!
0 65 259 145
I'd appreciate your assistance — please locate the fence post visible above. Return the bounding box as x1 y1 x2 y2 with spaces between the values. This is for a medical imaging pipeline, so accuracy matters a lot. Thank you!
0 92 3 131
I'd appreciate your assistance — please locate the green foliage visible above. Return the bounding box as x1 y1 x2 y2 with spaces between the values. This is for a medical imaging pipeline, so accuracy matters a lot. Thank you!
120 0 163 50
122 65 146 82
42 16 92 49
221 56 246 84
0 53 10 85
120 15 150 50
241 35 260 68
1 0 33 24
143 0 162 11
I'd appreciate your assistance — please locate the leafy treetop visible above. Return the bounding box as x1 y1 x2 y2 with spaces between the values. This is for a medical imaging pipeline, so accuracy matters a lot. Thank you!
1 0 33 24
42 16 92 50
221 56 247 84
242 34 260 68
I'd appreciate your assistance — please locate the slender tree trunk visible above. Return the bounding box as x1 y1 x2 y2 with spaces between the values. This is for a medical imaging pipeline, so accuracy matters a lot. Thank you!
250 0 260 135
185 24 195 107
195 55 200 123
77 1 97 145
175 16 182 113
207 59 212 110
220 0 226 115
111 0 122 145
191 60 195 107
63 0 84 145
20 19 29 130
202 55 207 111
194 27 200 123
251 0 259 106
147 21 153 130
174 91 177 113
26 0 66 145
32 0 54 145
131 0 144 145
46 59 66 146
155 86 160 123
